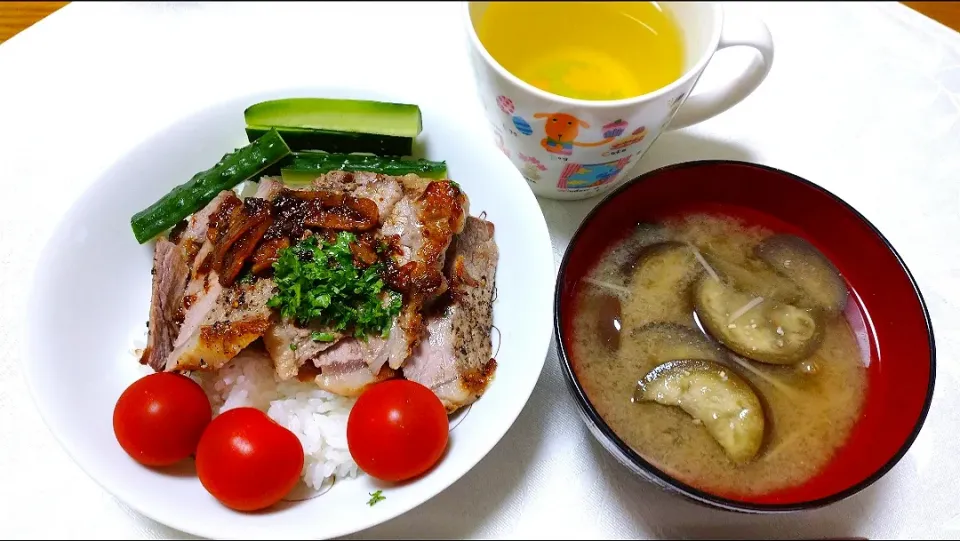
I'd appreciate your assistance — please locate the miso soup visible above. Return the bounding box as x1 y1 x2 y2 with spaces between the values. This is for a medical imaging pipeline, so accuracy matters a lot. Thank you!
570 213 868 498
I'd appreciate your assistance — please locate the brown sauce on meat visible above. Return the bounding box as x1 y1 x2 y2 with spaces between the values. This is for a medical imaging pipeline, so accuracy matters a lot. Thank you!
207 195 243 243
382 182 467 301
199 316 272 353
302 192 379 232
210 197 273 287
251 237 290 275
350 232 380 268
264 191 311 241
183 180 464 328
199 188 382 286
413 182 466 299
168 219 189 244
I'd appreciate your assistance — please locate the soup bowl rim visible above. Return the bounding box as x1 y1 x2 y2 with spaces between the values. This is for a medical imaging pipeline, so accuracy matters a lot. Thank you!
552 159 936 513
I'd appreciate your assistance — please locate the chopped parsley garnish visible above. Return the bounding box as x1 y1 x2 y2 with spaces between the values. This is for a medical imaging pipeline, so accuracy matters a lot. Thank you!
269 232 402 340
289 342 298 351
311 331 335 342
367 490 385 506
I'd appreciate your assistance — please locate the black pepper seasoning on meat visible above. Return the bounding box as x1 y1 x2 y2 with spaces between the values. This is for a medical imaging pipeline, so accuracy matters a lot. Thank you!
264 191 311 241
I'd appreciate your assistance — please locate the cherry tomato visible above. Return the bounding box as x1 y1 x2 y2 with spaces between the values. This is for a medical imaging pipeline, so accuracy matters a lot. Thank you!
113 372 212 467
347 379 448 482
195 407 304 512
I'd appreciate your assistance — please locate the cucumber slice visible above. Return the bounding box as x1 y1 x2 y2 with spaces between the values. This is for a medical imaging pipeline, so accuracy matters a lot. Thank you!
245 126 413 157
130 129 290 244
280 152 447 186
279 168 326 187
244 98 422 137
244 97 422 156
636 359 766 463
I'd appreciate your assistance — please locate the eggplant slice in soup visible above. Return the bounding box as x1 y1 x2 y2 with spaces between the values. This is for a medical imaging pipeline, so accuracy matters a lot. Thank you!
624 322 727 367
694 277 824 365
636 359 765 463
702 251 807 306
624 242 704 329
755 234 848 315
611 223 672 276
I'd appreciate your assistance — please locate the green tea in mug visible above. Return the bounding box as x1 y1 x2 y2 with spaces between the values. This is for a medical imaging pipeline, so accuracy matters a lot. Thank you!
477 2 685 101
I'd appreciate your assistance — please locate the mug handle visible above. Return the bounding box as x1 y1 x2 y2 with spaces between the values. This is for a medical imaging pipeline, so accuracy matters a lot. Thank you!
668 14 774 131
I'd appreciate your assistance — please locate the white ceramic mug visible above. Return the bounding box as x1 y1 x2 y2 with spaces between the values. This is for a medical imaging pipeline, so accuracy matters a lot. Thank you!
463 2 774 200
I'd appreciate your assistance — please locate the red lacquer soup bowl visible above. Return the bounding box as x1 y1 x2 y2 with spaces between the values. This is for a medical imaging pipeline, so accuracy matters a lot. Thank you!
554 160 935 513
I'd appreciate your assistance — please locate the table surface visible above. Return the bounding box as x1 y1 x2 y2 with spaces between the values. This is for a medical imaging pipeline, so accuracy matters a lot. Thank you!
903 3 960 32
0 2 68 43
2 2 960 539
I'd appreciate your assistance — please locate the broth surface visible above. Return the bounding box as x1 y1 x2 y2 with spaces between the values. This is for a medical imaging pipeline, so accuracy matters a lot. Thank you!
571 214 867 497
477 2 684 100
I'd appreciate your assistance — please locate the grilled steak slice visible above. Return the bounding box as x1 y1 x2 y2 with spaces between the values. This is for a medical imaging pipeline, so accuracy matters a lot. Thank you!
379 176 469 369
300 338 397 396
143 191 235 372
315 362 396 397
403 217 499 412
170 190 234 347
140 238 192 371
313 171 403 222
182 190 235 247
263 322 343 381
266 312 405 382
306 176 469 383
261 172 408 381
165 277 274 372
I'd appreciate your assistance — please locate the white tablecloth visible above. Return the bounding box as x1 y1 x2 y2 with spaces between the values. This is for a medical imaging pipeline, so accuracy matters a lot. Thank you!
2 2 959 539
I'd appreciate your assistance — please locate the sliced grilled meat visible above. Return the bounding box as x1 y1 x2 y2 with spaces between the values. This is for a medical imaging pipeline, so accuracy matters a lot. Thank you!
379 176 469 369
165 277 275 372
140 238 191 371
403 217 499 412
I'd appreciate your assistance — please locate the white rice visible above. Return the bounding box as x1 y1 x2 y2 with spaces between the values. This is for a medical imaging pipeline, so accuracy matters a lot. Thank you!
192 350 360 490
133 328 358 491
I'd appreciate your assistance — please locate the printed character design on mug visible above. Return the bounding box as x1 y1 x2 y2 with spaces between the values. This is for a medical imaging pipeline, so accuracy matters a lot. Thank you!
604 126 648 156
557 157 632 191
518 153 548 182
533 112 615 156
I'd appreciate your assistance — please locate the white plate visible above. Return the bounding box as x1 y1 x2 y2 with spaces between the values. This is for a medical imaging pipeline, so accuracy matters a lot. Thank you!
22 86 554 540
